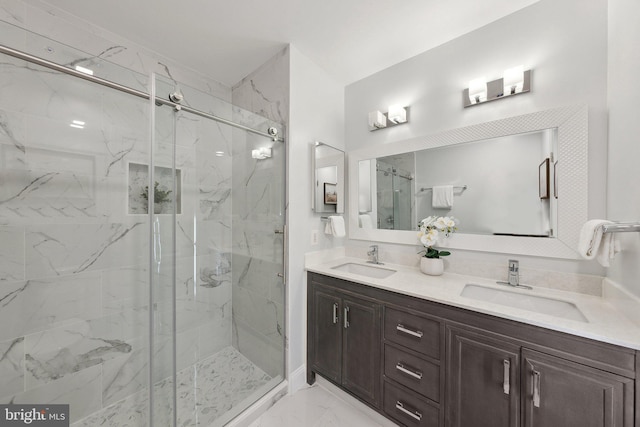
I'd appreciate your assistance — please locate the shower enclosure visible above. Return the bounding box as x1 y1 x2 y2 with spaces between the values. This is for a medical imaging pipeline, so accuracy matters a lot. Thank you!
0 20 285 427
376 159 413 230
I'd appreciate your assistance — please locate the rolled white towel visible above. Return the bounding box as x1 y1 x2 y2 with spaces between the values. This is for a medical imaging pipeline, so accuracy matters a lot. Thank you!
578 220 621 267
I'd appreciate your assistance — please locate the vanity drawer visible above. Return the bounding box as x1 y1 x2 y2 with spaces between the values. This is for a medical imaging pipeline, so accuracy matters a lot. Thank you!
384 344 440 402
383 381 439 427
385 307 440 359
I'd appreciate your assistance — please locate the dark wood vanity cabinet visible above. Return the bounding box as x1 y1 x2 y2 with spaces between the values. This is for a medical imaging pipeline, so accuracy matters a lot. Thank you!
307 278 381 407
447 326 520 427
521 349 634 427
306 272 638 427
446 324 635 427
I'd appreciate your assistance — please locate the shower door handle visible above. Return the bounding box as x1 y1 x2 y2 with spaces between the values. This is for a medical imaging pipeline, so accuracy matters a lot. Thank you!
153 217 162 268
275 226 286 285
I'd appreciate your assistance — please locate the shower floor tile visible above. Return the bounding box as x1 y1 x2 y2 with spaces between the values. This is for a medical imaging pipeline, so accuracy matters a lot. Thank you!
177 346 272 426
71 346 273 427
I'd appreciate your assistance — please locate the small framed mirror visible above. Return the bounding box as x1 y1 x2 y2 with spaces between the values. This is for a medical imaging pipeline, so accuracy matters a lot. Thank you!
312 142 345 214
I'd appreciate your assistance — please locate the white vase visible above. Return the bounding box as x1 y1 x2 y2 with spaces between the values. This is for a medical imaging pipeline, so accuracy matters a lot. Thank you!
420 257 444 276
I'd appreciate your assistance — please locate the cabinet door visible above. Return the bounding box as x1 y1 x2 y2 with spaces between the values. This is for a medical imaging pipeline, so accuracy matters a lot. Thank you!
310 287 342 383
342 295 381 406
447 326 520 427
522 349 634 427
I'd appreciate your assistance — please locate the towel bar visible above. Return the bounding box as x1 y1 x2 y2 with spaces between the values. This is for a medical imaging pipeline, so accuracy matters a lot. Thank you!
320 216 342 221
419 185 468 192
602 222 640 233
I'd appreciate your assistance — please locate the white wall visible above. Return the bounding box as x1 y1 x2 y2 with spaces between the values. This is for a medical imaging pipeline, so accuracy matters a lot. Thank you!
345 0 608 276
606 0 640 297
288 45 345 388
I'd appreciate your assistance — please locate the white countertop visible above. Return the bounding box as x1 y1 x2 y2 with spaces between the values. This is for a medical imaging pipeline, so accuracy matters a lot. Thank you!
306 257 640 351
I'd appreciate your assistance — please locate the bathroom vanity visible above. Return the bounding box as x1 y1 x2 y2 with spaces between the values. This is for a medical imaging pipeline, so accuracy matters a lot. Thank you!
306 261 640 427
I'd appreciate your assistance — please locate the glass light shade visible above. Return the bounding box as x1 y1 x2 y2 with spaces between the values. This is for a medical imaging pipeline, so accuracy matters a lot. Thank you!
468 78 487 104
388 105 407 124
503 65 524 95
368 110 387 129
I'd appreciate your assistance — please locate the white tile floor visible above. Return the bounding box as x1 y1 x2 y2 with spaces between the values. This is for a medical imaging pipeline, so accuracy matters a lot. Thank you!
248 378 398 427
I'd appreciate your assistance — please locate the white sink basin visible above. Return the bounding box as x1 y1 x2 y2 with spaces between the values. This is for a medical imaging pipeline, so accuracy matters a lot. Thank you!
460 284 588 322
331 263 396 279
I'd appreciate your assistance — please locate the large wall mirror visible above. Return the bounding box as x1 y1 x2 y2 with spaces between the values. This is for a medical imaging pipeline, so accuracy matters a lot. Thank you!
313 141 345 214
348 105 587 259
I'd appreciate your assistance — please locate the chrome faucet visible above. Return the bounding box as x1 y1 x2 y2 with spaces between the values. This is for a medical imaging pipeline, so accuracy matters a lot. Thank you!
367 245 383 265
497 259 531 289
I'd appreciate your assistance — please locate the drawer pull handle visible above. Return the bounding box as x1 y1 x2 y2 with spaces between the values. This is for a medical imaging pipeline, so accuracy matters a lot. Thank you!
533 370 541 408
332 303 338 324
396 324 423 338
396 362 423 380
395 401 422 421
503 359 510 395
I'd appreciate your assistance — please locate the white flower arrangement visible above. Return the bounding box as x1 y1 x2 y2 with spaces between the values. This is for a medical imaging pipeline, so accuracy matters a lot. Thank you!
417 216 458 258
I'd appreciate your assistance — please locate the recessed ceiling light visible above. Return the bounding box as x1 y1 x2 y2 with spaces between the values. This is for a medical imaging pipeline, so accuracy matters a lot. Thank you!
215 151 225 157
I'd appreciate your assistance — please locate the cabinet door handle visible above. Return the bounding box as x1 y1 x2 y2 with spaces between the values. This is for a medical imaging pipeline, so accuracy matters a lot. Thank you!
332 303 338 324
396 324 424 338
344 306 350 328
533 370 541 408
395 401 422 421
503 359 510 395
396 362 423 380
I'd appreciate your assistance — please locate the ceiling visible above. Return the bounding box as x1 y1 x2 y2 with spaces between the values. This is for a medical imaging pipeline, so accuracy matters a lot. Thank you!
35 0 539 87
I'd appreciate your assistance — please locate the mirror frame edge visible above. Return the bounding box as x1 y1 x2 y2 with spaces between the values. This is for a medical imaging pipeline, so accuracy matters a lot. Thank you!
348 105 588 259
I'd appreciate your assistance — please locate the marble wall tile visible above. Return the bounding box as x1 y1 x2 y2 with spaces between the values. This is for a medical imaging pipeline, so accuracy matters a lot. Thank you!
25 221 147 278
0 337 24 399
101 266 148 315
233 318 284 378
0 226 24 281
0 272 101 342
232 286 281 340
71 389 148 427
197 316 232 361
231 47 289 125
2 364 102 424
0 0 25 26
24 319 134 389
102 345 148 406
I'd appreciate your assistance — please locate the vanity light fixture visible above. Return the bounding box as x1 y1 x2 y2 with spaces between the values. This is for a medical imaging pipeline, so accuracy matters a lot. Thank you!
368 106 410 131
503 65 525 95
468 78 487 105
463 66 532 108
368 111 387 130
251 147 272 160
388 105 407 124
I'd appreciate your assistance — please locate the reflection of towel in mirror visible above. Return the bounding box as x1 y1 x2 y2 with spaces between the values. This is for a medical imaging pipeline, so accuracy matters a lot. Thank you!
324 215 346 237
432 185 454 208
578 220 621 267
359 214 373 229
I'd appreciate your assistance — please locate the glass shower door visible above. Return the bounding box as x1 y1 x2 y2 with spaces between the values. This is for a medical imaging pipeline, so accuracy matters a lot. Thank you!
151 76 286 427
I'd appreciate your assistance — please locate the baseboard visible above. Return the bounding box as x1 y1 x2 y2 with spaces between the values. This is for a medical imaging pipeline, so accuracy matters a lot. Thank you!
288 364 307 394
